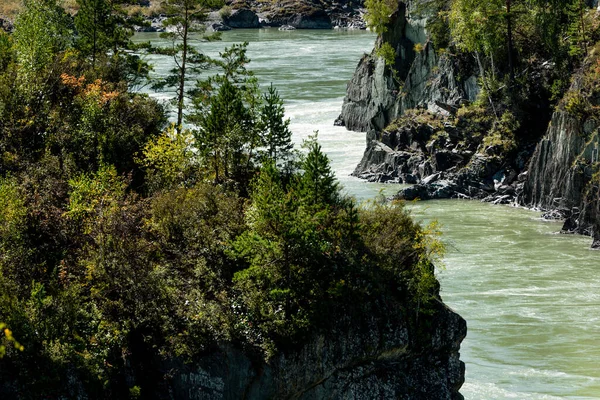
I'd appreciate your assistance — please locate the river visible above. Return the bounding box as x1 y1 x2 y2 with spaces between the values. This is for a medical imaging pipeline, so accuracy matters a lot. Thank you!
135 29 600 399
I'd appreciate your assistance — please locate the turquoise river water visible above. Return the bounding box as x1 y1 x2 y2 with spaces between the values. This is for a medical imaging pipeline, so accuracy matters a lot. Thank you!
135 29 600 399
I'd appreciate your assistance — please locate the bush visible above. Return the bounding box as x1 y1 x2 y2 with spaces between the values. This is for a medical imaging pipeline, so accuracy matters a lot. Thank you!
219 5 232 20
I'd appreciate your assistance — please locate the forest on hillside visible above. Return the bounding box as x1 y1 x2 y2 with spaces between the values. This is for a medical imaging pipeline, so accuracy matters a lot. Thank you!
0 0 446 397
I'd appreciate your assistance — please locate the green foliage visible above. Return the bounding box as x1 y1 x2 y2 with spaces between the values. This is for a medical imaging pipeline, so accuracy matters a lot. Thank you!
426 1 451 51
449 0 505 57
46 76 166 178
13 0 71 92
75 0 112 65
231 157 354 356
219 5 232 19
0 176 29 291
67 164 127 228
195 78 252 182
563 89 590 119
138 124 197 191
0 322 24 358
258 84 294 168
129 385 142 399
299 134 339 206
482 111 519 155
376 41 396 67
0 11 450 395
364 0 398 34
189 42 262 186
0 177 27 243
359 199 443 309
558 48 600 123
0 30 13 72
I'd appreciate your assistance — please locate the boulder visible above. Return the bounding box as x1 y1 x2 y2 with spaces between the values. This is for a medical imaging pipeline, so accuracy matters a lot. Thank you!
210 22 232 31
0 17 14 33
288 9 332 29
224 8 260 28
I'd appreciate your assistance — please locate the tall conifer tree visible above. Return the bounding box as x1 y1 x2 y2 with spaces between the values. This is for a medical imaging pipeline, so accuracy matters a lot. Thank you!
75 0 112 66
151 0 222 133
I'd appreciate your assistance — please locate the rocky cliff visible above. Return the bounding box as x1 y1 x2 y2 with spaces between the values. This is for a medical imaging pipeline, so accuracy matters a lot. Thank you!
167 300 466 400
336 3 479 132
338 1 529 203
519 59 600 246
11 297 466 399
340 0 600 238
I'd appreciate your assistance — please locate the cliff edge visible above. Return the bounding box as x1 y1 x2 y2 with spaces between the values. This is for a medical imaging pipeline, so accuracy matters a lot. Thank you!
169 300 466 400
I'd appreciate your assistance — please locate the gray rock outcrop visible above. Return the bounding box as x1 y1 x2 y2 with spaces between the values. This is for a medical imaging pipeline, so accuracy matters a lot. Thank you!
519 73 600 241
337 2 479 132
168 300 466 399
351 110 521 203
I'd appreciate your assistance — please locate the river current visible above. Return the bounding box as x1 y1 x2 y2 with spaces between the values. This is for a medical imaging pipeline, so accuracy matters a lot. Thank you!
135 29 600 399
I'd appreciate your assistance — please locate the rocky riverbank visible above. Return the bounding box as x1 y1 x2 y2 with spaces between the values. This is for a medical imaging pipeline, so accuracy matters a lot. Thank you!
138 0 367 32
352 108 529 206
339 3 518 205
340 0 600 247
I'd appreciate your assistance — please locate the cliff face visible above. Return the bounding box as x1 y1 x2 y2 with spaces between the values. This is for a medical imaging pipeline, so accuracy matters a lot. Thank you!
337 3 479 132
519 72 600 245
169 301 466 400
39 299 466 399
338 1 531 203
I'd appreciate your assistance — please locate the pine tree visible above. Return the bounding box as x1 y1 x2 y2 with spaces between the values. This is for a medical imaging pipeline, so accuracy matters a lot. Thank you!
259 84 293 168
189 42 260 184
299 134 339 207
75 0 112 66
194 79 251 182
151 0 222 133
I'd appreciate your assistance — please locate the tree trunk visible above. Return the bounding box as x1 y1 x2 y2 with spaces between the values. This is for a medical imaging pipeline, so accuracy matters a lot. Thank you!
475 52 499 120
579 0 588 55
177 7 189 134
506 0 515 83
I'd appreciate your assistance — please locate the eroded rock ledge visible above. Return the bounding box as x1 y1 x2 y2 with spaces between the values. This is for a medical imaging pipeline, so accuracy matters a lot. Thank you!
353 110 528 205
167 300 466 400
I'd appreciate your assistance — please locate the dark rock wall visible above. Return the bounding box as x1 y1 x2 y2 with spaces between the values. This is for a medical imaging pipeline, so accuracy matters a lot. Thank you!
223 8 260 28
520 111 592 211
169 301 466 400
519 107 600 239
